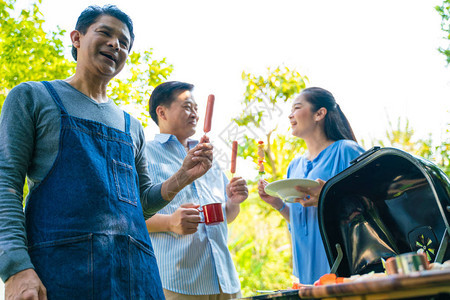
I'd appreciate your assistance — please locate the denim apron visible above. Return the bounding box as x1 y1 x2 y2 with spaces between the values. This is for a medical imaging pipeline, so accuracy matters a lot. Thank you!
24 81 165 299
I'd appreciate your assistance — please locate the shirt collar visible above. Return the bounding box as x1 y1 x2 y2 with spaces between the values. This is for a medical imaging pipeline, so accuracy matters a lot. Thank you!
154 133 198 149
154 133 176 144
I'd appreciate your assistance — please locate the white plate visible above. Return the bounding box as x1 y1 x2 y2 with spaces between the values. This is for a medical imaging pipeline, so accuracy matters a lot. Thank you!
264 178 320 203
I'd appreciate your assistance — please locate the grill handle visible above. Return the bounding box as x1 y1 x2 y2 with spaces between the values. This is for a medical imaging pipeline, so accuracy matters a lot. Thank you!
435 228 449 263
350 146 381 165
330 243 343 274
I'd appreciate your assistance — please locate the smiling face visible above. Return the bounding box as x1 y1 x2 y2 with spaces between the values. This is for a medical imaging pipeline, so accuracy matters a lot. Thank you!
289 94 325 139
72 15 130 80
158 90 199 141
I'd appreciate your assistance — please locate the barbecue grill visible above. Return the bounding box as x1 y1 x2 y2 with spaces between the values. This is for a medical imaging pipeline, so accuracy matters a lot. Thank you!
240 147 450 299
318 146 450 277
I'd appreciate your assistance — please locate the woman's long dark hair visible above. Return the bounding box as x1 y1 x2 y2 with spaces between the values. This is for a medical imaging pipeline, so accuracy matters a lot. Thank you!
301 87 357 142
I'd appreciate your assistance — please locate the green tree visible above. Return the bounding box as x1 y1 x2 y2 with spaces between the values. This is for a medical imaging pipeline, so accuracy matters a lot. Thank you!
370 115 450 177
436 0 450 64
0 0 75 201
435 124 450 175
108 50 173 127
229 189 293 296
234 66 308 179
374 116 433 159
229 66 308 296
434 0 450 175
0 0 75 112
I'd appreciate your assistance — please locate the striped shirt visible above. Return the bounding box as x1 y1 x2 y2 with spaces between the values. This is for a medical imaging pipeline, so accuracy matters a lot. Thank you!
145 134 241 295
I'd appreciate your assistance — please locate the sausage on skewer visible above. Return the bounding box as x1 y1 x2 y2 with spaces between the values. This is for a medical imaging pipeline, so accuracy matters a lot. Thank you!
203 94 215 134
231 141 238 174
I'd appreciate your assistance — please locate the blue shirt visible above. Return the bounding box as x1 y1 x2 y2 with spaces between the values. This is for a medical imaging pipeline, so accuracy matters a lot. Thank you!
145 134 241 295
287 140 364 284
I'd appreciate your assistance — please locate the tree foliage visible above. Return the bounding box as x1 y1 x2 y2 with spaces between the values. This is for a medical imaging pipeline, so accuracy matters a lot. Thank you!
240 66 308 107
0 0 75 112
433 1 450 176
436 0 450 64
108 50 173 127
234 66 308 180
229 66 308 295
375 116 433 158
435 125 450 175
373 115 450 177
229 190 292 296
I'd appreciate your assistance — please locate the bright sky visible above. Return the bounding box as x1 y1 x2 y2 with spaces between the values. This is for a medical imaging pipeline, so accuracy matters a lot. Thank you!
15 0 450 170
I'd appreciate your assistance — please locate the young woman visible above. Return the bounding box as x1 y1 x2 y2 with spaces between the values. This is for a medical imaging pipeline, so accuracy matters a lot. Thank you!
258 87 364 285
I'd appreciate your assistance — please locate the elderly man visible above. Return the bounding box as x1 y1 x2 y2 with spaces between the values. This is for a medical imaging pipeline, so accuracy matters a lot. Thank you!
0 6 212 299
145 81 248 300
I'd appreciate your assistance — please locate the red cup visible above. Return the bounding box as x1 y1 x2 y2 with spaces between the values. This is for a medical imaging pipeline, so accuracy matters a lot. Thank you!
198 203 224 225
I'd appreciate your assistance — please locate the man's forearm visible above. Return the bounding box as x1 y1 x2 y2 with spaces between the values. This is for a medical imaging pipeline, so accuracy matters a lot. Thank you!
226 202 240 223
161 169 193 201
145 214 172 233
0 192 34 282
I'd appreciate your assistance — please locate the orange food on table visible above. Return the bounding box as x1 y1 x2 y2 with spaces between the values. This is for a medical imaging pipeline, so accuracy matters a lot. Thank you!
336 277 344 284
315 273 337 286
291 282 302 289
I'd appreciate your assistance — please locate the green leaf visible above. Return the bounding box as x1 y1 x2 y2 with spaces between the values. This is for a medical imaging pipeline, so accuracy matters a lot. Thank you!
0 0 75 109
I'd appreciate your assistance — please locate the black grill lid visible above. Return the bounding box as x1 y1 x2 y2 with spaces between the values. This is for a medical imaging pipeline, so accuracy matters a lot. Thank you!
318 147 450 277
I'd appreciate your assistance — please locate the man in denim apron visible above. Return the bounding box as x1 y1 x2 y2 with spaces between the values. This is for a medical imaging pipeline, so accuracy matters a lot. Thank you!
0 5 213 299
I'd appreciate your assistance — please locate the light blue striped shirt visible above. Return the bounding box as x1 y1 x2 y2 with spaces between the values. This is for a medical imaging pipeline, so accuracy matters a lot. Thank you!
145 134 241 295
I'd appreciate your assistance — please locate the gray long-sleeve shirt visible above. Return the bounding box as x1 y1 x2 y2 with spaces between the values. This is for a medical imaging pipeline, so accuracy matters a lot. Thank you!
0 80 167 282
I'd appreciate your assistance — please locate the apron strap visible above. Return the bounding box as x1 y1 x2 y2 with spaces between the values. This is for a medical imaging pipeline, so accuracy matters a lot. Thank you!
42 81 68 115
123 111 130 134
43 81 131 134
